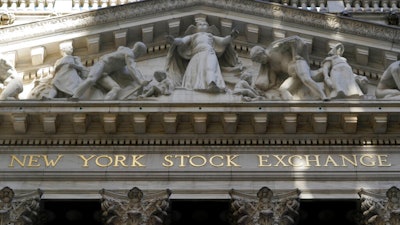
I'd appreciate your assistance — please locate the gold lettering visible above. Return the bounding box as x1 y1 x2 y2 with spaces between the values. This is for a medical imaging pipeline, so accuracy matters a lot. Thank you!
323 155 339 167
377 155 391 167
95 155 113 168
78 155 96 168
226 155 241 167
304 155 321 167
130 155 145 167
288 155 304 167
28 155 41 167
162 155 173 167
340 155 357 167
189 155 207 167
258 155 271 167
113 155 128 167
273 155 289 167
209 155 224 167
42 155 63 167
175 155 190 167
360 154 376 167
9 155 27 167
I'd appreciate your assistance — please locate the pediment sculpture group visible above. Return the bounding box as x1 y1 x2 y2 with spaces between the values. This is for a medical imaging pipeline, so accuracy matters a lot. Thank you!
1 186 400 225
2 20 400 101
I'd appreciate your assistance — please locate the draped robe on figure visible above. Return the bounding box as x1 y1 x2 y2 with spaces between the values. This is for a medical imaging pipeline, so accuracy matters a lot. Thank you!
52 55 84 96
165 30 240 92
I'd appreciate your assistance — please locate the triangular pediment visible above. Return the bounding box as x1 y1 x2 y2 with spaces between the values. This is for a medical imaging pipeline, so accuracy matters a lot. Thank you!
0 0 399 104
1 0 399 74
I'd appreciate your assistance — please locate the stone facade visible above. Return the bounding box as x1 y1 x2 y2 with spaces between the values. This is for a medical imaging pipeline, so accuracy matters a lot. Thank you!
0 1 399 222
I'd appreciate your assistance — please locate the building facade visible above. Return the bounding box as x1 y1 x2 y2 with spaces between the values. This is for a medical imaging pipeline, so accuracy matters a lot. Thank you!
0 0 400 225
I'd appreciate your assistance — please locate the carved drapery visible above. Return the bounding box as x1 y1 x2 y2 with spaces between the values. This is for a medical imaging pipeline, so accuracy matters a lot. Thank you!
0 186 42 225
230 187 301 225
358 186 400 225
100 187 172 225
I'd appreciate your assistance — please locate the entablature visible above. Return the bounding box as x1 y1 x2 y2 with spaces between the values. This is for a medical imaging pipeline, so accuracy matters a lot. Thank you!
0 100 399 145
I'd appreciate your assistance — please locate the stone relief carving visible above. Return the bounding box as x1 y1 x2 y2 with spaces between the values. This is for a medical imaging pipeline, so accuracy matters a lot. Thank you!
250 36 329 100
358 186 400 225
318 43 367 99
0 10 15 25
0 55 23 100
139 71 174 98
230 187 301 225
248 37 369 101
72 41 150 100
165 19 242 93
100 187 171 225
376 61 400 100
0 187 42 225
0 21 387 103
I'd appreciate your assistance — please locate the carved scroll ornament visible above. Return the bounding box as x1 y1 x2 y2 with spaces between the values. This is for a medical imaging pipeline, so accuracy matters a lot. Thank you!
230 187 301 225
0 186 42 225
100 187 172 225
358 186 400 225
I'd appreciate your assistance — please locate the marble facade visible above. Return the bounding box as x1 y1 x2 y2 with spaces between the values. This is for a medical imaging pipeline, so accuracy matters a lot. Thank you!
0 1 399 221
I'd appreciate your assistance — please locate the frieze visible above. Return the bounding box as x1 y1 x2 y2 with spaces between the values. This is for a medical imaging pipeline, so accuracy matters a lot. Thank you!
0 0 399 44
0 146 399 186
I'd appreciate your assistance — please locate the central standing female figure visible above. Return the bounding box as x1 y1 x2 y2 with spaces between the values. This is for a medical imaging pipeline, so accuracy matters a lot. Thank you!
166 20 239 93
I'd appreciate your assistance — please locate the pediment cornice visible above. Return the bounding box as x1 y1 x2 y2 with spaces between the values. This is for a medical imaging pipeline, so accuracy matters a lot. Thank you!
1 0 399 46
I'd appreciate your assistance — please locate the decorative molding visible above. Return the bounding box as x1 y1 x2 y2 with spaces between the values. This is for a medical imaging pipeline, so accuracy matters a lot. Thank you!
252 113 268 134
230 187 301 225
142 25 154 44
132 113 148 134
312 113 327 134
114 29 127 48
11 113 28 134
163 113 177 134
100 187 171 225
356 46 369 66
282 113 297 133
0 0 398 45
0 187 42 225
41 113 58 134
193 113 207 134
341 113 358 133
358 186 400 225
30 46 46 66
103 113 118 133
223 113 238 134
73 113 88 134
0 101 398 144
86 35 101 54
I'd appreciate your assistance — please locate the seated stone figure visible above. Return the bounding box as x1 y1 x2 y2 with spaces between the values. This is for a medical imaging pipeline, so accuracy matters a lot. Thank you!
0 55 23 100
250 36 328 100
376 61 400 99
139 71 174 98
28 68 57 99
233 71 264 101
